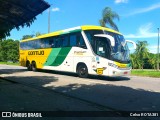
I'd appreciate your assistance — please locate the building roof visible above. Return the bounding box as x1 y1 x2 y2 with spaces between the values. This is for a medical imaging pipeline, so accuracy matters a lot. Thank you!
0 0 50 39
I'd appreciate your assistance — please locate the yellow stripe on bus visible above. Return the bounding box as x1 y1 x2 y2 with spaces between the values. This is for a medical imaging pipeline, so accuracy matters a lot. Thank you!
114 62 127 68
81 25 122 35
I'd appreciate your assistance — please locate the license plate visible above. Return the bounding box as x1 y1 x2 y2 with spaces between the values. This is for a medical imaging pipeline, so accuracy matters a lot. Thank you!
124 72 128 74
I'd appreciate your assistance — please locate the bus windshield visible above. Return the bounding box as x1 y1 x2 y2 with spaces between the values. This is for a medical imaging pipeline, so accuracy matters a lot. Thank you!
85 30 130 63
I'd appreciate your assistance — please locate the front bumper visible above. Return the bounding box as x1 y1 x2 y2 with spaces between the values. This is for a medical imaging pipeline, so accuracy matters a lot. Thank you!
108 67 131 76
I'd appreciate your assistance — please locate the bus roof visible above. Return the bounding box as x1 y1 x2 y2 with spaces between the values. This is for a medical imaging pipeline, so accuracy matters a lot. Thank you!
21 25 122 42
81 25 122 35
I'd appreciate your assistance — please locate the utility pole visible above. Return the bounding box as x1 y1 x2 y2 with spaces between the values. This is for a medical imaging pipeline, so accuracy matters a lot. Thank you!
157 28 159 71
48 6 51 33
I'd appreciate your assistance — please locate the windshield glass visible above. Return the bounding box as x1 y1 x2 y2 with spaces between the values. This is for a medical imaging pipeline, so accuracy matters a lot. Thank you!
85 30 130 63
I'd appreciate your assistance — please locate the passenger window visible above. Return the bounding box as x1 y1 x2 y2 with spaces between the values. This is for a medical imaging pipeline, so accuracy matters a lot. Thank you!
69 34 77 46
49 37 55 48
24 42 28 50
44 38 49 48
55 37 62 48
69 32 87 48
35 40 41 49
40 39 45 49
62 36 69 47
20 42 25 50
77 34 87 49
29 41 34 49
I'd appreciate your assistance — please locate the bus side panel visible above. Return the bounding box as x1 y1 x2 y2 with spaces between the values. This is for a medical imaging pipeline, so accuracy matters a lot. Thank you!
43 47 73 71
19 50 27 67
59 47 74 72
26 49 52 69
73 47 93 74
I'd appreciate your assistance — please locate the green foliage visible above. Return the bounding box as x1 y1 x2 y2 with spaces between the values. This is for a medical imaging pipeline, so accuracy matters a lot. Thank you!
134 41 149 69
21 32 44 40
147 53 157 69
0 39 19 62
130 40 159 70
0 17 36 39
21 35 34 40
35 32 43 37
131 70 160 78
0 62 19 66
99 7 120 31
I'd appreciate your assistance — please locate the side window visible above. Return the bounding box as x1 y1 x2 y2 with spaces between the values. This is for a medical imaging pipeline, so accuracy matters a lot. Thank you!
96 38 107 58
45 37 51 48
27 40 37 49
95 36 111 59
39 37 55 48
20 42 24 50
41 37 51 49
32 40 38 49
28 41 32 49
76 34 87 49
40 39 45 49
43 37 53 48
62 35 69 47
35 40 41 49
86 32 93 46
54 37 58 47
23 42 27 50
69 34 77 46
69 32 87 48
49 37 55 48
54 37 62 48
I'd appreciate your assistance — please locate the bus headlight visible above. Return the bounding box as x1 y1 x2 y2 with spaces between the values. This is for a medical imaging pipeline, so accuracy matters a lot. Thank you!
108 63 118 68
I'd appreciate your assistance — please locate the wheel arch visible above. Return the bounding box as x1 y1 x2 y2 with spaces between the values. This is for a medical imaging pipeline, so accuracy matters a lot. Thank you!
76 62 88 73
26 60 30 67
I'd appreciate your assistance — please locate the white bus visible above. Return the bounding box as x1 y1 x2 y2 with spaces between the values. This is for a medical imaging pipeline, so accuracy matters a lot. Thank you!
20 25 136 78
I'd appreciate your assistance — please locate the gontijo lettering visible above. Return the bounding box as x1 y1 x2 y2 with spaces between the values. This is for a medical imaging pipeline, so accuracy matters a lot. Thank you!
28 51 44 55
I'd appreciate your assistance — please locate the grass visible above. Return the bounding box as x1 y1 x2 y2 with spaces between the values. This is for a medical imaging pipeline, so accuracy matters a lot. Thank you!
0 62 19 66
131 69 160 78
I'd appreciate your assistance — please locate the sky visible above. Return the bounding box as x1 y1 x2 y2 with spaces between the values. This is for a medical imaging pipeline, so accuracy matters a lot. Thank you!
8 0 160 53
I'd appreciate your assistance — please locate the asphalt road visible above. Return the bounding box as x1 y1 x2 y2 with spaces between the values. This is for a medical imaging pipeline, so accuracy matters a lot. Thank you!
0 64 160 119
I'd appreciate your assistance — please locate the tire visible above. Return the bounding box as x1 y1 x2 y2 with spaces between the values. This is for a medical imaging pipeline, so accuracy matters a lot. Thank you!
26 62 32 71
77 64 88 78
31 62 37 71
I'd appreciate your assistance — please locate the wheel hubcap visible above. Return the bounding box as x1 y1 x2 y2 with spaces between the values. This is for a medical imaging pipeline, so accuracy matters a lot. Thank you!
80 68 86 75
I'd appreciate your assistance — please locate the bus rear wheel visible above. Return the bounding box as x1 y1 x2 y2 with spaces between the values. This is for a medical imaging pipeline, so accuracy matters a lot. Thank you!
26 61 32 71
77 64 88 78
31 62 37 71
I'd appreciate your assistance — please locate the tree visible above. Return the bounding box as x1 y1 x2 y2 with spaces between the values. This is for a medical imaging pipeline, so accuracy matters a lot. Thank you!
0 39 19 62
35 32 43 37
21 35 34 40
99 7 120 31
0 17 36 39
130 54 137 69
21 32 44 40
134 41 149 69
147 53 157 69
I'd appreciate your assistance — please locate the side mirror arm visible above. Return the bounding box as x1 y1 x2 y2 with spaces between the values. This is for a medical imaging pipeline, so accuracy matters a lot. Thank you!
125 40 136 49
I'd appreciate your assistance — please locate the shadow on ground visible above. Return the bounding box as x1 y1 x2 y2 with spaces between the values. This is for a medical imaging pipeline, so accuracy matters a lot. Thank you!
1 68 159 112
38 69 131 81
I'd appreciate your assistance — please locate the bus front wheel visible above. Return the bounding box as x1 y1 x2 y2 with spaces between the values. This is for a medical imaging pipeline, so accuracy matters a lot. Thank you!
77 64 88 78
